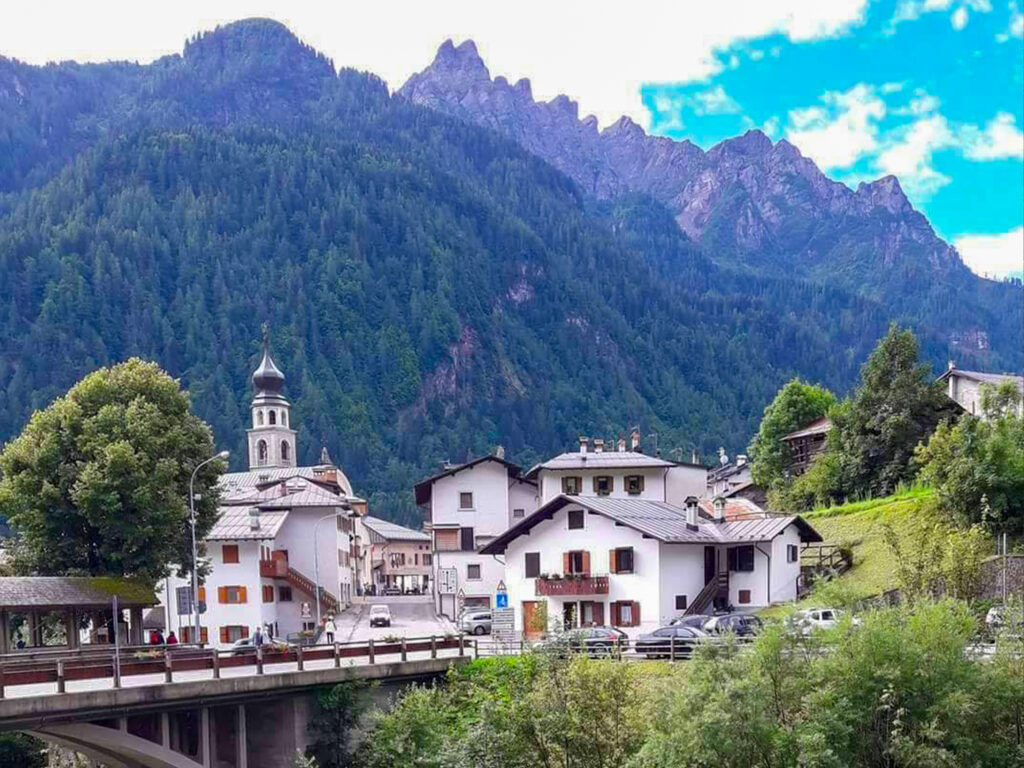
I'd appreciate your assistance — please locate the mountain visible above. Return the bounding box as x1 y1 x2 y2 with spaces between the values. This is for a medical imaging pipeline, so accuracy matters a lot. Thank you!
0 20 1018 526
399 40 1022 358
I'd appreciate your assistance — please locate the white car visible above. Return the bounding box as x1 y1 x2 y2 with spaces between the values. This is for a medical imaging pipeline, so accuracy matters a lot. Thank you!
791 607 858 634
369 604 392 628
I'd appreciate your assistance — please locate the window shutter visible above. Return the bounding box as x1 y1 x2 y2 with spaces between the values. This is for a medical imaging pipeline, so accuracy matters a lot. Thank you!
242 625 250 639
218 587 227 604
594 602 605 626
239 586 248 603
201 627 208 644
610 602 620 627
582 551 591 575
220 627 228 644
632 601 641 627
198 587 206 603
562 552 570 574
609 549 617 574
639 475 645 491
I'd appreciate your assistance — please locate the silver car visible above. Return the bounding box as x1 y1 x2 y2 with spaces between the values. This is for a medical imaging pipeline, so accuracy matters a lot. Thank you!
459 610 492 635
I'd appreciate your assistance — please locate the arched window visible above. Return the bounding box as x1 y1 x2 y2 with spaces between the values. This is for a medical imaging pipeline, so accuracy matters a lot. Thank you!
281 440 291 463
281 411 287 426
256 410 264 426
269 411 276 425
257 440 268 466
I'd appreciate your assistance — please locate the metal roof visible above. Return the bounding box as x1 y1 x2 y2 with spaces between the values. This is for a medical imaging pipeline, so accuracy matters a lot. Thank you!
0 577 157 609
361 516 431 542
524 450 688 478
221 465 354 496
782 417 833 442
937 368 1023 388
206 507 289 541
480 495 821 554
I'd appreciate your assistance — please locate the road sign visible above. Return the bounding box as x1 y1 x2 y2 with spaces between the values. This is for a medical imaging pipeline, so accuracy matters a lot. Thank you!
438 567 458 595
457 588 465 611
496 592 508 609
300 601 311 619
496 580 506 593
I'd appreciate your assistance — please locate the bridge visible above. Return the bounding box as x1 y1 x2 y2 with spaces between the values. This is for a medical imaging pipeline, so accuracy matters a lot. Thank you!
0 636 472 768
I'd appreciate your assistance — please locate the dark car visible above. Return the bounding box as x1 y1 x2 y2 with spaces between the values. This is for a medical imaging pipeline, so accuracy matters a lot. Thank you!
634 626 706 659
570 626 629 655
670 614 713 631
703 614 763 637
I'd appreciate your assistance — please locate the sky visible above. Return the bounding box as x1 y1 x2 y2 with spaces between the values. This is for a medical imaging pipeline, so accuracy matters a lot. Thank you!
2 0 1022 278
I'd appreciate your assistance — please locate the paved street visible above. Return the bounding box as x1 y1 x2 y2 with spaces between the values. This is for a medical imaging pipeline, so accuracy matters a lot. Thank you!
338 595 455 642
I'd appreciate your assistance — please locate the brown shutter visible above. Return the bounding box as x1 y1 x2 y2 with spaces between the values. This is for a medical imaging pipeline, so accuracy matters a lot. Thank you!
201 627 208 644
239 586 248 604
198 586 206 603
594 602 605 626
220 627 228 643
610 602 620 627
609 549 617 574
218 586 227 604
632 601 641 627
242 625 249 639
639 475 645 491
563 552 570 574
582 551 591 575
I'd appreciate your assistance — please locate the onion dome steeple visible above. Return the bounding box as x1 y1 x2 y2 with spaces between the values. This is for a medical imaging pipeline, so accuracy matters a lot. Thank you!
252 323 285 396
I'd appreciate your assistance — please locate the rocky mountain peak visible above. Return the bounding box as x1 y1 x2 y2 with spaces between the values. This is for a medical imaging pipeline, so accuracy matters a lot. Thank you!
856 175 911 215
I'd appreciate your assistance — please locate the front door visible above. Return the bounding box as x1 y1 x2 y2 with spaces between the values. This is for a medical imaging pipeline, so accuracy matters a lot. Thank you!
522 601 543 639
704 546 716 585
563 602 577 630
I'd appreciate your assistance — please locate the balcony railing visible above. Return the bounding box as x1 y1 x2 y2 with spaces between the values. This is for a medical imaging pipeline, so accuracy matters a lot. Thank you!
259 558 289 578
535 574 609 596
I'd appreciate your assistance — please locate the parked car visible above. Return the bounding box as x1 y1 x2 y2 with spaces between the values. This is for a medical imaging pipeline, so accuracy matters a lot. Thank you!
459 611 492 635
229 635 288 656
703 614 763 637
634 626 706 659
286 630 322 647
540 626 629 656
369 604 392 627
383 586 402 596
986 605 1022 636
670 614 713 631
789 607 860 635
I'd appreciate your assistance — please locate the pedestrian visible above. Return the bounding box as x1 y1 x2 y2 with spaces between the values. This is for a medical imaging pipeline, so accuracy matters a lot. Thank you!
155 629 165 645
166 631 178 645
324 615 337 644
253 624 263 648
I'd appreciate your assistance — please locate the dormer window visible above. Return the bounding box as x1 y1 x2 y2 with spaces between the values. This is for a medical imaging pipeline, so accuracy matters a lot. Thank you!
625 475 644 495
561 476 583 495
593 475 613 495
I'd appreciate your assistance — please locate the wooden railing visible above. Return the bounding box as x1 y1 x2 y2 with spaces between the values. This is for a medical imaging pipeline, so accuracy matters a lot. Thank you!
685 572 729 616
259 558 289 578
287 566 340 614
535 575 609 596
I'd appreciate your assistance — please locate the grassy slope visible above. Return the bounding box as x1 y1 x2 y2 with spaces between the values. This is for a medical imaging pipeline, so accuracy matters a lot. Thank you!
800 487 937 600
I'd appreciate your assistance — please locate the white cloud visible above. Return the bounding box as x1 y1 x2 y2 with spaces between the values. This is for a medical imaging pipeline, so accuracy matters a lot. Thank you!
762 115 782 137
961 112 1024 159
954 227 1024 277
0 0 871 129
784 83 886 170
891 0 993 29
998 2 1024 40
690 85 742 115
876 114 956 198
952 5 970 27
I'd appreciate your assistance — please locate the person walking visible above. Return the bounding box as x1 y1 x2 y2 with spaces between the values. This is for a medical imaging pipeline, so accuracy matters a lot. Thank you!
166 631 178 645
324 615 337 644
253 624 263 648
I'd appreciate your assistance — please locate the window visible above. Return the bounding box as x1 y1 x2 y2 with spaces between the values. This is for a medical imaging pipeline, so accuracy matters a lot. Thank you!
268 411 276 425
459 492 474 509
218 586 247 604
675 595 688 610
566 550 588 574
257 411 264 426
524 552 541 578
561 476 583 495
423 553 433 566
281 411 287 426
787 544 799 563
568 509 585 530
593 475 613 495
278 586 293 602
434 529 459 551
727 545 755 572
610 547 634 574
262 585 274 603
738 590 752 605
220 626 248 644
513 508 525 519
467 564 482 580
180 626 209 644
612 601 639 627
257 440 268 466
625 475 644 494
414 553 419 565
222 544 239 564
281 440 290 463
460 527 475 552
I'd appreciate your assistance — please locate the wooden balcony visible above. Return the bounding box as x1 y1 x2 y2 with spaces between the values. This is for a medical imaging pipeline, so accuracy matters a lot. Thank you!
259 557 289 578
535 575 609 597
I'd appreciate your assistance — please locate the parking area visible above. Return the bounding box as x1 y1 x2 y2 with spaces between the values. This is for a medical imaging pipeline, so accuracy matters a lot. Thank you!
338 596 455 642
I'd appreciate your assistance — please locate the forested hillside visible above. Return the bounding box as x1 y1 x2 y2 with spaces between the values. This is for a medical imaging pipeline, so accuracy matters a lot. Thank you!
0 19 1018 524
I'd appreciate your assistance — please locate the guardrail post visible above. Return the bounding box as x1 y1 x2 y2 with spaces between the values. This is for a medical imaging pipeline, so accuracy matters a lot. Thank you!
430 636 437 659
400 639 407 662
113 654 122 689
459 634 466 657
164 653 173 683
256 647 264 676
212 649 220 679
57 660 66 694
670 635 676 662
0 666 5 699
297 646 304 672
333 642 340 669
368 639 375 665
474 639 479 660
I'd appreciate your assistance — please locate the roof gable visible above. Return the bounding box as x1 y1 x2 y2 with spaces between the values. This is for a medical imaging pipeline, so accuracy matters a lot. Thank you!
414 455 524 505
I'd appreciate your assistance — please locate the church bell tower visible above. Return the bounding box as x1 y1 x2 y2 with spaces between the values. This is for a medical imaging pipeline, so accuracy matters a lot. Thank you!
247 325 298 470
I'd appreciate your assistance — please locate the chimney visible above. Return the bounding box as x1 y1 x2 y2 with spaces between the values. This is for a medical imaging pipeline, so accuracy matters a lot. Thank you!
947 360 955 371
617 437 627 452
684 496 699 530
712 496 726 521
736 454 747 467
718 447 729 466
579 436 589 454
249 507 261 531
691 448 699 464
594 438 605 453
630 430 640 451
495 445 506 459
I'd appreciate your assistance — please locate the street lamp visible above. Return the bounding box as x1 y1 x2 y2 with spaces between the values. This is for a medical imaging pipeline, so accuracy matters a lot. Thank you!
190 450 229 644
313 502 351 633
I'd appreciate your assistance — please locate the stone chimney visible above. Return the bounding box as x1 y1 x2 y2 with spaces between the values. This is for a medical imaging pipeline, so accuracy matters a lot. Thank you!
594 438 605 453
712 496 726 521
691 448 699 464
630 430 640 451
579 436 589 454
684 496 699 530
495 444 506 459
617 437 627 452
718 447 729 466
736 454 747 467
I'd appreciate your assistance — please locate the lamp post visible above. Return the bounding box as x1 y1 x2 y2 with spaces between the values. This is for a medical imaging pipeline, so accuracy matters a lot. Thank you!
190 450 229 644
313 503 351 633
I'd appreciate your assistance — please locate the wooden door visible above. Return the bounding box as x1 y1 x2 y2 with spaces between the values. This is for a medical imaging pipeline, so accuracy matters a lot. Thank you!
522 601 543 639
704 546 716 585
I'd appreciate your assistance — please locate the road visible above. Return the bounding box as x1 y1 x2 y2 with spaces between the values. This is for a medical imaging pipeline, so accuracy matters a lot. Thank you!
337 596 455 643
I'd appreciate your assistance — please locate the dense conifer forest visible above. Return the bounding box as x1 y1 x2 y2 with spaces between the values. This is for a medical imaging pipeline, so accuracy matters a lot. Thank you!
0 19 1020 524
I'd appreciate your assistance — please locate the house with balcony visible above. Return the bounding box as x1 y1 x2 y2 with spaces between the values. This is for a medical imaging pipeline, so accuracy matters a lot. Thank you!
360 516 433 594
414 454 539 618
938 362 1023 418
482 490 821 637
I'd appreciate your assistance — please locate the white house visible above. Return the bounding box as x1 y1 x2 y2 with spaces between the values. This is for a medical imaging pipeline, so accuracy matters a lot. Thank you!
938 362 1023 418
481 495 821 638
414 455 539 618
163 336 363 647
359 516 433 594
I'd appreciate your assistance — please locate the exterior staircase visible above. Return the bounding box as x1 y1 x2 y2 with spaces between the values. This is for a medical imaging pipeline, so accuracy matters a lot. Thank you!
286 566 340 615
685 572 729 616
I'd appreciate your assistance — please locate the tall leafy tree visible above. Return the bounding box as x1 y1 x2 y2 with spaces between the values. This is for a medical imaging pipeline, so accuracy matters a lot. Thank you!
831 324 957 498
0 359 224 585
748 379 836 490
